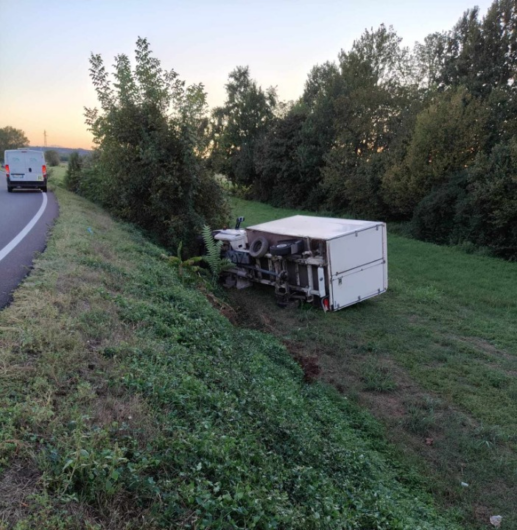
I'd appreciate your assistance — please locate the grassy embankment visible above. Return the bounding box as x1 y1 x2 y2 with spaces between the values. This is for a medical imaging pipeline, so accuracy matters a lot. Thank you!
0 169 456 528
229 197 517 529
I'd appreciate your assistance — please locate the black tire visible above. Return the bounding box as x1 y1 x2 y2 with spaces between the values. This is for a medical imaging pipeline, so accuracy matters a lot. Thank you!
42 186 47 193
7 187 13 193
249 236 269 258
269 242 291 256
270 239 303 256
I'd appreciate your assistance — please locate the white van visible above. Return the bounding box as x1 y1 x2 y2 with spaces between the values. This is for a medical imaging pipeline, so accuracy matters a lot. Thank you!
4 149 48 193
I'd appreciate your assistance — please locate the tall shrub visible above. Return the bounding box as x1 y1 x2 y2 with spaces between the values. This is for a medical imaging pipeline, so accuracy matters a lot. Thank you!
83 38 228 252
45 150 60 167
64 151 82 193
464 140 517 259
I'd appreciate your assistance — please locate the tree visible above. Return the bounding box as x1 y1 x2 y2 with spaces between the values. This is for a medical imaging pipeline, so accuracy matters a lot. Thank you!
254 109 308 206
439 7 484 91
0 126 29 160
321 25 416 216
342 24 413 88
253 61 344 210
45 150 60 166
382 87 489 216
302 61 340 107
297 62 343 208
413 32 448 90
439 1 517 97
83 37 228 253
210 66 278 186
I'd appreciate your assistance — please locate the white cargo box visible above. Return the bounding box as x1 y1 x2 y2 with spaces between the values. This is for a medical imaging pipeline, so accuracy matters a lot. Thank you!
245 215 388 311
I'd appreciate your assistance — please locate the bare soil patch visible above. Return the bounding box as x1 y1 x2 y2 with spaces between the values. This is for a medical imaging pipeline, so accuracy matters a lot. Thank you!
0 461 40 525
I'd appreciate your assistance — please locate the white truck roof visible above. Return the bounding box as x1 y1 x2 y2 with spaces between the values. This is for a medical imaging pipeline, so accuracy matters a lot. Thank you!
247 215 382 241
5 149 41 154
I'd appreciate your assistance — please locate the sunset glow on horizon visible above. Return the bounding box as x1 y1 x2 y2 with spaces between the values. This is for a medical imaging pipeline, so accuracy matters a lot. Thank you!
0 0 493 150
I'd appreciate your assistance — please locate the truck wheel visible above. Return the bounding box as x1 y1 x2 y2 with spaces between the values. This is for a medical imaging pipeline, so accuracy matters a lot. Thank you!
42 186 47 193
270 239 302 256
270 242 291 256
249 236 269 258
7 187 13 193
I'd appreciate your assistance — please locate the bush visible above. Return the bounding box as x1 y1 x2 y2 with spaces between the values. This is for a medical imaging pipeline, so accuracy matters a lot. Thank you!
410 172 468 245
410 141 517 260
44 149 60 167
464 141 517 260
64 151 82 192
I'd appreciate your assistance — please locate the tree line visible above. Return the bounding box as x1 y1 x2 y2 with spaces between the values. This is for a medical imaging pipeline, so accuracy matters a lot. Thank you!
67 0 515 259
209 0 517 260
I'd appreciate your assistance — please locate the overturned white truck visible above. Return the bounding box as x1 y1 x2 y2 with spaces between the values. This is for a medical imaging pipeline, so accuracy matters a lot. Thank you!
214 215 388 312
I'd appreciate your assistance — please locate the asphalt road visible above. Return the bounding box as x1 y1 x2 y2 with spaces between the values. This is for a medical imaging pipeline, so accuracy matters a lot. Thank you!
0 171 59 309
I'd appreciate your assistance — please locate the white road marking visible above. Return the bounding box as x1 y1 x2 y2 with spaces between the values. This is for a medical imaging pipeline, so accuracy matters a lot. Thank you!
0 192 48 262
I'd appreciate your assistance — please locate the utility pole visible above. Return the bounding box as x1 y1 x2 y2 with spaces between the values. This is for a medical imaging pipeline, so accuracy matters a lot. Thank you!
44 130 47 147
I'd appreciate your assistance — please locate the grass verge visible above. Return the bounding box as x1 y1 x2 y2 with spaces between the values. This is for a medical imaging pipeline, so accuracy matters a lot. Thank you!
0 175 457 528
229 197 517 529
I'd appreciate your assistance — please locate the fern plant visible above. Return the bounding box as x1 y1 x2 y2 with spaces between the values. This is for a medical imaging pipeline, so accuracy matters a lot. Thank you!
201 225 233 283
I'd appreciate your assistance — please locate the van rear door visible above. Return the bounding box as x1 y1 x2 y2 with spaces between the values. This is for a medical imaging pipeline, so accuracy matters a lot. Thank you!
6 152 27 182
24 152 44 182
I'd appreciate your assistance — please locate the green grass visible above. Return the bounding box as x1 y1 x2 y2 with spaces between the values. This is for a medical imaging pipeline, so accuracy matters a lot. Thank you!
229 197 517 529
231 197 336 226
0 177 457 528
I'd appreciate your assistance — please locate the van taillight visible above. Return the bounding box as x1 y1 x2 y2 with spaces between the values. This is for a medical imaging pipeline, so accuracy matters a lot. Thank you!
5 164 9 176
42 165 47 176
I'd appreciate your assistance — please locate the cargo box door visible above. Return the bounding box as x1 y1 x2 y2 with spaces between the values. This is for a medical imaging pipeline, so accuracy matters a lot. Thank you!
331 261 387 310
327 224 387 310
327 225 385 276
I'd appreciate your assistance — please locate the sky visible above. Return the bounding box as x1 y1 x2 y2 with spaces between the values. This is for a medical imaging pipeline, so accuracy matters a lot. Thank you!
0 0 494 149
